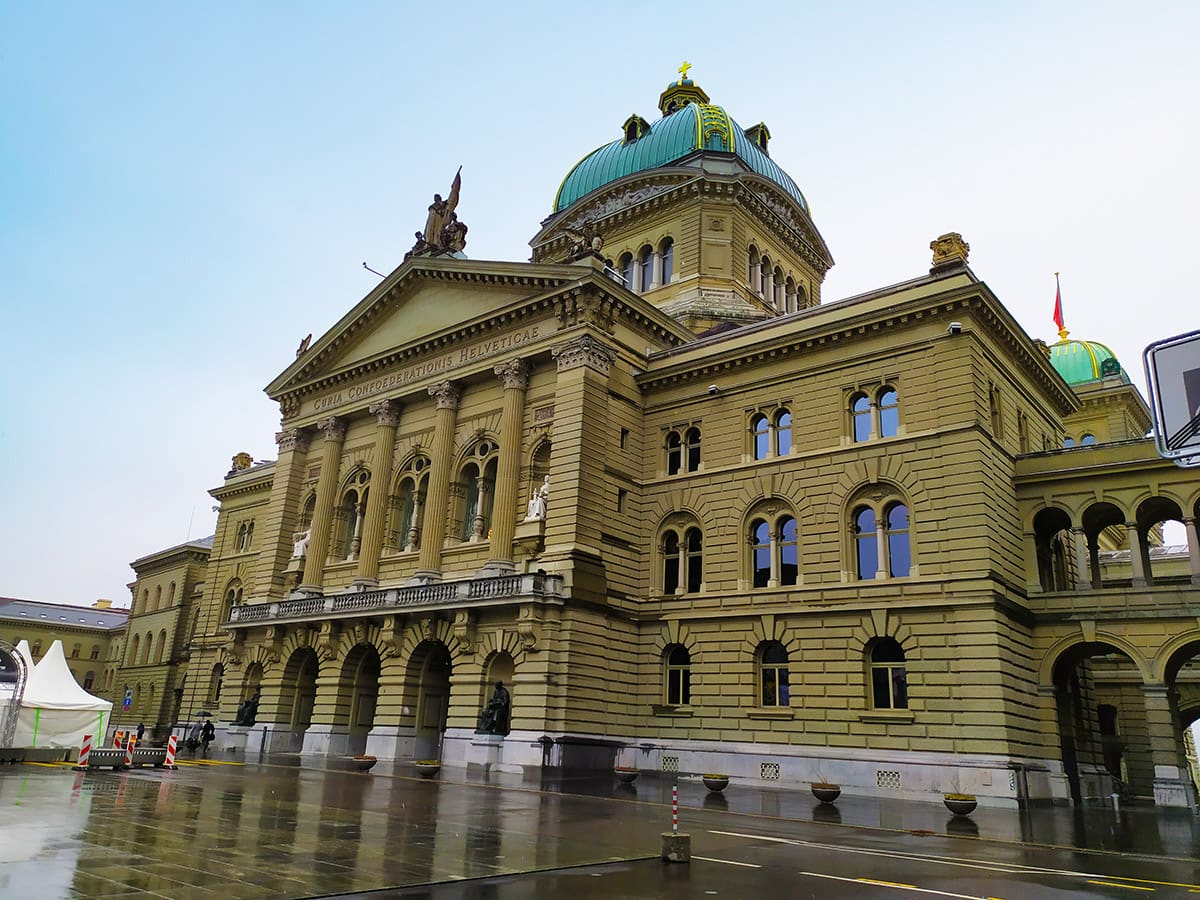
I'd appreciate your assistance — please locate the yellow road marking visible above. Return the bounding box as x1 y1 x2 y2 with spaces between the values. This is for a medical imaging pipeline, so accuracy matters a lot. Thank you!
692 855 761 868
1087 882 1154 892
861 880 918 889
800 871 991 898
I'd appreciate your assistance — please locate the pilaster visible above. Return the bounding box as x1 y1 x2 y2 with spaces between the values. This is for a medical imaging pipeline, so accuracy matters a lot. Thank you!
299 417 346 593
484 359 529 575
414 381 461 582
354 400 402 588
263 428 313 598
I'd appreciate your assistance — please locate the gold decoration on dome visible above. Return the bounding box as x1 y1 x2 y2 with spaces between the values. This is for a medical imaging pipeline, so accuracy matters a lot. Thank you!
678 60 692 80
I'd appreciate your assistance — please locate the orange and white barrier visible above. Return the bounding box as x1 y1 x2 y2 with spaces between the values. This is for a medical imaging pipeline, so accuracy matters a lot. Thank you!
163 735 178 769
74 733 93 770
113 730 125 748
124 735 135 767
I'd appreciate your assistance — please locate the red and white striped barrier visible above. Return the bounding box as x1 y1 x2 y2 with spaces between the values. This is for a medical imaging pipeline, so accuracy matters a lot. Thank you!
124 736 135 768
163 735 178 769
74 733 93 770
672 783 679 833
113 730 124 748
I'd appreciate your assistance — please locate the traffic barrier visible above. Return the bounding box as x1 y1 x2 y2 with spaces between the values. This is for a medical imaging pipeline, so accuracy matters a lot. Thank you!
163 735 178 769
79 748 128 769
113 730 125 748
124 736 135 767
73 734 93 771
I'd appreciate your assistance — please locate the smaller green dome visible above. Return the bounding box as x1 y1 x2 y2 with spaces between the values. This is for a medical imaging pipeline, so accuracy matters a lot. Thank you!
1049 338 1124 385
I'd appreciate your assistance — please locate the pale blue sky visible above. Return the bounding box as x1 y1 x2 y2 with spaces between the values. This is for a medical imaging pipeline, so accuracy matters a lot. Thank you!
2 2 1196 607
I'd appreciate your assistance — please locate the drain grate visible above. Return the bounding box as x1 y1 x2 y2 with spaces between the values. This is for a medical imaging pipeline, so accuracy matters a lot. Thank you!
661 755 679 773
760 762 781 780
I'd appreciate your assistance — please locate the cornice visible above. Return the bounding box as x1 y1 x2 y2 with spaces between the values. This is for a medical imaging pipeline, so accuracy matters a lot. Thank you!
210 471 275 502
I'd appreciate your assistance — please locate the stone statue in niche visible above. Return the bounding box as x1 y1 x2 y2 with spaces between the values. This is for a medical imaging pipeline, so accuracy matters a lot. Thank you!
476 680 511 735
233 689 261 726
524 475 550 520
292 528 311 559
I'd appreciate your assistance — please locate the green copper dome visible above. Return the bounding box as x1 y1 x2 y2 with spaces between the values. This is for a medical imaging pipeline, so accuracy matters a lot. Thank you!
1049 338 1124 385
553 94 809 215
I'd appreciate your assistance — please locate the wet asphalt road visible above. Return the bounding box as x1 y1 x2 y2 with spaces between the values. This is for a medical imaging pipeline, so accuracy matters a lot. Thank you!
3 754 1200 898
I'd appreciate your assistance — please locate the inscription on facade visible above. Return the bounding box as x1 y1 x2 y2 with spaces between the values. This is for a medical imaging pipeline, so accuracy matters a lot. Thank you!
311 325 543 413
534 405 555 423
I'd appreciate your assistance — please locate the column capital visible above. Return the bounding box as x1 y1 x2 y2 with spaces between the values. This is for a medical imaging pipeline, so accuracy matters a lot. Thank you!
495 358 530 391
1183 516 1195 526
429 381 462 411
317 416 347 442
275 427 312 454
368 398 402 427
552 333 615 375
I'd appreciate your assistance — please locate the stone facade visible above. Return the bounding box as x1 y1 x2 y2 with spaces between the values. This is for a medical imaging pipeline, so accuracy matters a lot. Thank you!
109 75 1200 808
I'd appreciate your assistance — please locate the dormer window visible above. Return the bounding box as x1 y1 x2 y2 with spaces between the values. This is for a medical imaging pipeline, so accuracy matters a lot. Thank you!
622 114 650 144
745 122 771 155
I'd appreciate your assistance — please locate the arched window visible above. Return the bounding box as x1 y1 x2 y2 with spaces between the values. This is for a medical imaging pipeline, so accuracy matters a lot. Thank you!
685 527 703 593
759 641 790 707
459 442 498 542
662 530 680 594
1063 436 1076 448
208 664 224 704
852 393 872 442
751 519 771 587
191 607 201 642
748 245 760 291
854 506 879 579
71 643 81 659
639 245 654 292
154 585 162 610
774 410 792 456
684 427 701 472
128 635 140 667
664 644 691 706
391 455 429 552
90 645 100 661
773 266 784 309
336 470 370 560
885 503 911 577
759 254 770 295
167 582 176 605
1080 433 1096 446
751 414 770 460
869 639 908 709
667 431 682 475
157 629 168 664
779 516 798 586
83 671 95 690
878 388 899 438
619 252 634 290
659 238 673 286
222 581 243 624
32 641 42 658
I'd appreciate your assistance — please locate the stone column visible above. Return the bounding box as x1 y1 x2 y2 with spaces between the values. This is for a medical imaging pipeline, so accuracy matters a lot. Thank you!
875 517 888 580
1143 684 1195 808
414 381 461 582
1071 527 1093 590
769 524 781 587
1126 522 1148 587
485 360 529 574
265 427 312 598
299 417 347 594
762 269 774 305
1184 518 1200 585
354 400 402 589
749 257 760 294
649 250 662 289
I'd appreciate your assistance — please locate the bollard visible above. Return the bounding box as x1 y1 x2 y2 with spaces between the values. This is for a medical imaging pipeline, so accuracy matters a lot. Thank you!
73 734 93 771
123 736 135 769
661 780 691 863
163 735 178 769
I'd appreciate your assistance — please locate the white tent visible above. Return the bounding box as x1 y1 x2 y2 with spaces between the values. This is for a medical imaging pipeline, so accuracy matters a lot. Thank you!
12 640 110 749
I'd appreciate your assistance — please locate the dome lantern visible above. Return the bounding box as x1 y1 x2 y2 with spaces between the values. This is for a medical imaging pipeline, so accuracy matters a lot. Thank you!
658 61 710 116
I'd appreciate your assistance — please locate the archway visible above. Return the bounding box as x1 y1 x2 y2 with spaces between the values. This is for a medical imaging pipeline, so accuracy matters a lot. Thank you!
410 641 451 760
1051 642 1147 803
279 648 319 752
336 644 381 756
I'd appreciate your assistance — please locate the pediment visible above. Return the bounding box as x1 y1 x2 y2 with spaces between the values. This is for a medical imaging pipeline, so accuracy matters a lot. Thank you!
267 259 578 400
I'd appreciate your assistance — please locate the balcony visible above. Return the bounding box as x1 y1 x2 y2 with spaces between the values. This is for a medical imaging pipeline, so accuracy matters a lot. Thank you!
226 572 564 629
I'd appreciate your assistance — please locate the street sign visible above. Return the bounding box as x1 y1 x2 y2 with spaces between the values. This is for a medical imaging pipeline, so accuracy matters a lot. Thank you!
123 687 132 710
1144 329 1200 468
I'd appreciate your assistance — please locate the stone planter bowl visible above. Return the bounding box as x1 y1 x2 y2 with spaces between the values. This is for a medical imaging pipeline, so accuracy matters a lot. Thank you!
943 794 978 816
613 767 639 784
701 774 730 792
351 755 377 773
415 761 441 778
811 784 841 804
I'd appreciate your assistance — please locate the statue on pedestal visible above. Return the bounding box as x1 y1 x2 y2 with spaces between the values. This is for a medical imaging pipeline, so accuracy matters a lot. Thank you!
476 680 511 735
292 528 311 559
524 475 550 521
233 689 261 727
407 168 467 258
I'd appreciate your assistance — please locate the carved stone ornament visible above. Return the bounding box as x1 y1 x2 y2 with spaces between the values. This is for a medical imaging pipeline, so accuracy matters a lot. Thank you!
420 617 435 641
318 416 347 443
279 396 301 421
495 358 530 391
568 182 678 223
452 610 475 653
276 428 312 454
517 604 539 651
314 620 338 661
555 290 615 333
709 217 725 232
552 333 615 375
428 381 462 411
369 398 402 427
930 232 970 268
229 452 254 475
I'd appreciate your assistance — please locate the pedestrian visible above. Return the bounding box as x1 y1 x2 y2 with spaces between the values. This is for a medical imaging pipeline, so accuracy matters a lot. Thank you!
187 720 202 754
136 722 145 743
200 718 215 756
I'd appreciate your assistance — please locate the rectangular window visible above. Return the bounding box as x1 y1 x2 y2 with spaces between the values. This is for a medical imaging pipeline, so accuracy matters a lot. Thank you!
617 488 627 512
620 427 630 449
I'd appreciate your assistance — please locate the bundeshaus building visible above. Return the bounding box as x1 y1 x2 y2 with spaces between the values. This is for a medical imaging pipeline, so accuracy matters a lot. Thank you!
109 70 1200 808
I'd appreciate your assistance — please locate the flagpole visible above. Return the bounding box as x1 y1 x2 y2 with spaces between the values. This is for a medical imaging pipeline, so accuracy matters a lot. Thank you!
1053 272 1069 341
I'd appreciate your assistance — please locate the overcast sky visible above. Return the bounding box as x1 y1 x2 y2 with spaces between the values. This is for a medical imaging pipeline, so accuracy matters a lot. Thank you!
2 2 1196 608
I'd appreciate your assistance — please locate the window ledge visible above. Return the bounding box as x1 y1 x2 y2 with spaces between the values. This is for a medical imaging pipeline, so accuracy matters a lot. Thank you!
746 708 794 720
859 710 915 724
651 704 695 717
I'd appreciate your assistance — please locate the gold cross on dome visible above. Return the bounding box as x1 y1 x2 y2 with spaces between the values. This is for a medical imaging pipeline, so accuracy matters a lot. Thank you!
678 60 692 80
